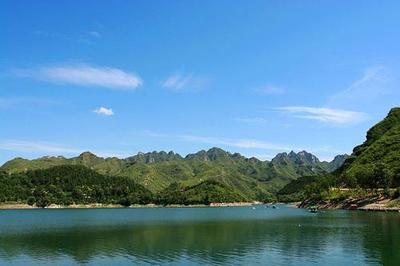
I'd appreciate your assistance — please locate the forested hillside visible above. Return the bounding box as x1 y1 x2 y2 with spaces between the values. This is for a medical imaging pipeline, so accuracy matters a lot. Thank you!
278 107 400 202
0 165 153 207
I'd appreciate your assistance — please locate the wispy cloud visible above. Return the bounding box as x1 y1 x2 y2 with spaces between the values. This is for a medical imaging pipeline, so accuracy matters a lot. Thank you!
181 134 347 161
93 107 114 116
33 30 102 44
275 66 395 126
140 131 295 152
329 66 393 107
276 106 368 125
161 73 207 92
0 97 59 109
0 140 137 161
0 140 134 159
0 140 81 154
181 135 292 151
142 130 168 138
236 117 267 124
241 153 276 161
16 64 142 90
88 31 101 38
0 138 344 163
255 85 285 95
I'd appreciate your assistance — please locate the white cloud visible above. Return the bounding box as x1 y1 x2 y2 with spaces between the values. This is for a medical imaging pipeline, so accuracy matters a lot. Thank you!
255 85 285 95
17 64 142 90
161 73 207 91
276 106 368 125
93 107 114 116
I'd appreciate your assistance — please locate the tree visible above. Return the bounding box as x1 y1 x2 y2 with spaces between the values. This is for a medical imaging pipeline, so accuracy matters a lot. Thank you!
372 163 392 188
27 196 35 206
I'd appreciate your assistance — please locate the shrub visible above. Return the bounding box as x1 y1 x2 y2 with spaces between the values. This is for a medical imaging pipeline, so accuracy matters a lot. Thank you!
27 196 35 206
392 187 400 199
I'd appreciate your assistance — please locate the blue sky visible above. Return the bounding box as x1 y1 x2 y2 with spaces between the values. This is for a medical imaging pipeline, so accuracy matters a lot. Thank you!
1 0 400 164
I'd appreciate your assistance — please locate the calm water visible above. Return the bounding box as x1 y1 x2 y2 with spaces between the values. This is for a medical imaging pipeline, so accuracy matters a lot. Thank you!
0 205 399 265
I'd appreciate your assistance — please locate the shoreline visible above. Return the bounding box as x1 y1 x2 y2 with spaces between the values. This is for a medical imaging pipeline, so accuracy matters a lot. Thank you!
298 197 400 212
0 202 263 210
2 200 398 212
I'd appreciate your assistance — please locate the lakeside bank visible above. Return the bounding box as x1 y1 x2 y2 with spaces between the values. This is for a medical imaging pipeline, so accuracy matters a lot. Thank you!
298 196 400 212
0 201 262 210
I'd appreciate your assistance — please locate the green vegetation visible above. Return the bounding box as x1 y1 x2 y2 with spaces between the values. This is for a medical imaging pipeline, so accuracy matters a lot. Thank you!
9 104 400 208
339 108 400 188
277 175 319 202
0 165 153 207
0 148 345 205
155 180 246 205
0 165 265 207
278 107 400 203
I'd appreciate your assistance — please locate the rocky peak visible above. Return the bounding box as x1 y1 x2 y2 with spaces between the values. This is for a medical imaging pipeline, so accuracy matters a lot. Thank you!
78 151 100 161
127 151 182 164
186 147 233 161
296 150 320 165
272 150 320 165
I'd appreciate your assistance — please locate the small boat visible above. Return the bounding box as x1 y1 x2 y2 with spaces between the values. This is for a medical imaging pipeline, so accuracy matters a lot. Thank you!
349 204 358 210
309 206 318 213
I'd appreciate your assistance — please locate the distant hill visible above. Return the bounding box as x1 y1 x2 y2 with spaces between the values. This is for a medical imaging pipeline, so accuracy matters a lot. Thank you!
1 148 346 202
320 154 349 173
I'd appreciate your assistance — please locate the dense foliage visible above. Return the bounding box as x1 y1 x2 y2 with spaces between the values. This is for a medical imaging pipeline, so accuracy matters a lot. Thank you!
0 165 153 207
0 165 269 207
155 180 246 205
339 108 400 188
276 176 319 202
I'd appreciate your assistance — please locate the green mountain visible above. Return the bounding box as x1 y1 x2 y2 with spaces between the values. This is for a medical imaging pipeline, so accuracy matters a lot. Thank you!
337 107 400 187
320 154 349 173
278 107 400 202
1 148 346 202
270 150 345 178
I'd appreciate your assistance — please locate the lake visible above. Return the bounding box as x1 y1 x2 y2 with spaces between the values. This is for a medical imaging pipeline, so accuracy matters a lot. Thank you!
0 205 399 265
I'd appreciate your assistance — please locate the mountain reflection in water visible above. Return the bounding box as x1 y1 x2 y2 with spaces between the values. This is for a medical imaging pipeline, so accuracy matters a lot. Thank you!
0 206 399 265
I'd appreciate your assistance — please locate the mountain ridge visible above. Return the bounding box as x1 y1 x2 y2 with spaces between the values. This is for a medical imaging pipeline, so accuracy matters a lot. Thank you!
1 148 345 174
1 148 347 200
